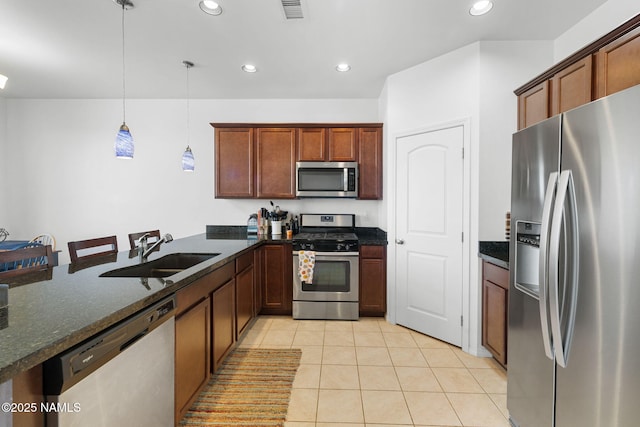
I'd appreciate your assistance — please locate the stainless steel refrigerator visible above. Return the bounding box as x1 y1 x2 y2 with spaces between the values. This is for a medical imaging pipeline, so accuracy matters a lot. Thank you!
508 83 640 427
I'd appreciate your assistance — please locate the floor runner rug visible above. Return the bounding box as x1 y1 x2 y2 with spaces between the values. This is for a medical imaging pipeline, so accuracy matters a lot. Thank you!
180 348 302 426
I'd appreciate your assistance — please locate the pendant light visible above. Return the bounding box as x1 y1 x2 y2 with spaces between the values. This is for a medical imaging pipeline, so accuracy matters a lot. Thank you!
114 0 134 159
181 60 195 172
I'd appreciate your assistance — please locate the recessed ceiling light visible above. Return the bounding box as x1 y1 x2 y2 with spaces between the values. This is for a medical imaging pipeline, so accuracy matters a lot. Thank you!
469 0 493 16
242 64 257 73
335 63 351 72
200 0 223 16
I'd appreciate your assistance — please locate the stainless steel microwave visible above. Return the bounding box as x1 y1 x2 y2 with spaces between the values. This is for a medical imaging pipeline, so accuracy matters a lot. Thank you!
296 161 358 198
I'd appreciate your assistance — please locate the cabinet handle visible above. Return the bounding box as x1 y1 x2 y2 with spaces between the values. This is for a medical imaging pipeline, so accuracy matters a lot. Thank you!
395 239 405 245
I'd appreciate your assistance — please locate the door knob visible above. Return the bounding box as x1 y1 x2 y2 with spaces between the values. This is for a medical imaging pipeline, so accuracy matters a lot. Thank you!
395 239 405 245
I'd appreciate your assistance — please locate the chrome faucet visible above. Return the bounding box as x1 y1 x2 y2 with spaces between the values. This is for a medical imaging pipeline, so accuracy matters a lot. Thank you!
138 233 173 262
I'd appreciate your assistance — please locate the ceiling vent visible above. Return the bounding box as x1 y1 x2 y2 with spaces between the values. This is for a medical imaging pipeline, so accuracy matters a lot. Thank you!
281 0 303 19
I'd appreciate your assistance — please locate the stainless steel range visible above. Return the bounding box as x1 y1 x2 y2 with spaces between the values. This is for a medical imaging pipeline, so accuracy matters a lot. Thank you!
292 214 359 320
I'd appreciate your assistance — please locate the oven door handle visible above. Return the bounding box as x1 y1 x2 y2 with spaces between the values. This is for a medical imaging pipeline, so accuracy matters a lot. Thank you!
292 251 359 257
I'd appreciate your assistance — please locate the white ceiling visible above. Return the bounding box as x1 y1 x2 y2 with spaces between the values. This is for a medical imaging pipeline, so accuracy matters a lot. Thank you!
0 0 606 99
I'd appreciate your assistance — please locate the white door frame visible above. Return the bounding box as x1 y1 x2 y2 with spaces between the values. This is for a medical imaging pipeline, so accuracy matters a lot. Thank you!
387 117 479 355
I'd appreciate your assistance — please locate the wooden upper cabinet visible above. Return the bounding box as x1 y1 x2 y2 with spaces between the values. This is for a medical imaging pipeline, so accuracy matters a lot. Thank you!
551 55 593 116
516 15 640 129
518 81 550 130
213 123 383 200
255 128 296 199
358 127 383 200
328 128 358 161
215 128 254 198
297 128 326 161
596 26 640 98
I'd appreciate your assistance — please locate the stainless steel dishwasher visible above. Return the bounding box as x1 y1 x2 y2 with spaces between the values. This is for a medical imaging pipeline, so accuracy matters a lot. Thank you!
43 296 175 427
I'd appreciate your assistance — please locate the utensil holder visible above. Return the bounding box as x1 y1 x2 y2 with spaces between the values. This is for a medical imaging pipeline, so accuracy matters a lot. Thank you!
271 220 282 236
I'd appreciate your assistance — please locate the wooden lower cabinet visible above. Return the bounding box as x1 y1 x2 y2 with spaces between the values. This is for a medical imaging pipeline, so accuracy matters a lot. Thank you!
235 251 255 337
359 245 387 316
175 261 234 423
11 364 45 427
260 244 293 315
482 261 509 367
175 297 211 424
212 279 236 371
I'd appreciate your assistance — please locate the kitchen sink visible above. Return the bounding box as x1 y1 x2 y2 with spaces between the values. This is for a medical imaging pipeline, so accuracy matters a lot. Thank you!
100 253 220 278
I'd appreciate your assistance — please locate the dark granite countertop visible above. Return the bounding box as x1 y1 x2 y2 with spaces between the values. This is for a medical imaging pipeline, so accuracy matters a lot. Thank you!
0 233 265 383
479 241 509 269
1 226 387 383
206 225 388 245
355 227 388 245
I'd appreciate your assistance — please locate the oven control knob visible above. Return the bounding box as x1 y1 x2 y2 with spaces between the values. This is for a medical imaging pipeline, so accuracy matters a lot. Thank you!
337 243 344 251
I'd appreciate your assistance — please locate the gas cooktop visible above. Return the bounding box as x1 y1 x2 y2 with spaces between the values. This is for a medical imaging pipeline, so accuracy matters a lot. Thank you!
293 232 358 242
292 214 358 252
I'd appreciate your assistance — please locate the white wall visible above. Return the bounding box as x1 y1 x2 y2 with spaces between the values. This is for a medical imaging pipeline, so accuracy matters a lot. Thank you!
382 40 552 355
478 41 553 240
554 0 640 61
0 97 6 226
3 98 379 264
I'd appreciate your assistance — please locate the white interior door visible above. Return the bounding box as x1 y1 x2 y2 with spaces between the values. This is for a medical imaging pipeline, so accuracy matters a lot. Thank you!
395 124 464 346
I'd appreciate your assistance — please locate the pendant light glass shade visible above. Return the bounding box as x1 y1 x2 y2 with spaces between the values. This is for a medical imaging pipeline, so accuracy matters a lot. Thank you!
182 146 195 171
114 0 134 159
115 123 134 159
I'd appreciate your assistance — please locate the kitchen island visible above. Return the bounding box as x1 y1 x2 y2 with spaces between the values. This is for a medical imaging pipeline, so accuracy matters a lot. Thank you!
0 233 264 384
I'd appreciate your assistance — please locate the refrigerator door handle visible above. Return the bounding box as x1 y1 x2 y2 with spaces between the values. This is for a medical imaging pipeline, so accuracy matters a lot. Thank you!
548 169 579 368
538 171 558 360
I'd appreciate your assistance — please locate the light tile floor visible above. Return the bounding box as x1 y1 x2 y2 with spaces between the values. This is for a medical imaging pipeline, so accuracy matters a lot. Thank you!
237 316 509 427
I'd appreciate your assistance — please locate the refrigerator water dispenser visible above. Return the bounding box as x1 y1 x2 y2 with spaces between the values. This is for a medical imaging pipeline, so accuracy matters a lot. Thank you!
514 221 540 298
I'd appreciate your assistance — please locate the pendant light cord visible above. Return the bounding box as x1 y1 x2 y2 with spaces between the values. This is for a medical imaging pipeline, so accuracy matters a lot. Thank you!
186 63 190 146
121 1 126 124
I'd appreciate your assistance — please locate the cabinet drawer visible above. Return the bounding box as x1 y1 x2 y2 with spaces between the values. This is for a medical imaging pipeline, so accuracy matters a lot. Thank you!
482 261 509 290
360 245 384 258
236 250 253 273
176 262 235 314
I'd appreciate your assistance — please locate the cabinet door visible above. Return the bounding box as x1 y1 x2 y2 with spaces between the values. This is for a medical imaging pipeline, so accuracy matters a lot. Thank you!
482 280 507 366
481 261 509 367
215 128 254 198
255 128 296 199
254 246 263 316
261 244 293 314
212 279 236 372
175 297 211 423
518 81 550 130
297 128 326 161
596 26 640 98
11 364 44 427
328 128 357 161
236 264 254 337
359 245 386 316
551 56 593 116
358 127 383 200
